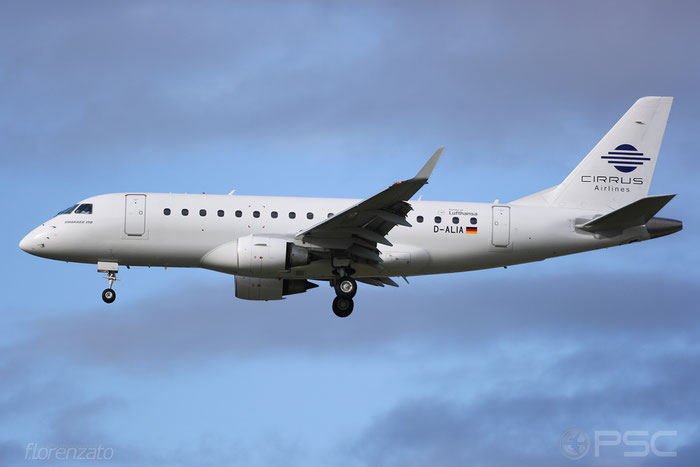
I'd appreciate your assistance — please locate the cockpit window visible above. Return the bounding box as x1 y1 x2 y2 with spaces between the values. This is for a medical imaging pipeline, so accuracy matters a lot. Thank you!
56 204 78 216
75 203 93 214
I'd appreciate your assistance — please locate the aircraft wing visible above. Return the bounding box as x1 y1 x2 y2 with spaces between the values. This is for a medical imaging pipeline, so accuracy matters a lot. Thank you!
296 147 444 267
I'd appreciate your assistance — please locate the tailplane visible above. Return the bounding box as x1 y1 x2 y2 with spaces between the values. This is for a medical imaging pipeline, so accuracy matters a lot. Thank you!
514 96 673 211
576 194 675 233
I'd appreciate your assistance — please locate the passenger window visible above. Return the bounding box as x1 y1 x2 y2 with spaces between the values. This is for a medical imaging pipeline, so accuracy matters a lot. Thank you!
217 210 224 217
327 213 334 218
417 215 424 223
307 212 314 220
434 216 442 224
289 212 296 219
452 216 459 224
235 210 242 218
164 208 171 216
470 217 478 225
253 211 260 218
271 211 278 218
182 209 189 216
75 203 93 214
200 209 207 217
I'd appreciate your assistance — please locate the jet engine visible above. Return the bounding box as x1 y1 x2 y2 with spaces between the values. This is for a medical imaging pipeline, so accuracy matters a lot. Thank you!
236 235 311 276
235 276 318 301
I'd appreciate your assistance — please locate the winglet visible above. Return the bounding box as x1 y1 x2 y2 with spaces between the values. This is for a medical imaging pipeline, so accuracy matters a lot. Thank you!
415 147 444 180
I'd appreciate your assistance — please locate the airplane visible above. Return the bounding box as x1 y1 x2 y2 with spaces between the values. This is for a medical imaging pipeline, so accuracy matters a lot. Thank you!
19 96 682 317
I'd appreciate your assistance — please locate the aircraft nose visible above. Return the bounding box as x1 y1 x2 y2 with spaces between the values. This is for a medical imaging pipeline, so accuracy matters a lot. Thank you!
19 225 51 255
19 231 35 253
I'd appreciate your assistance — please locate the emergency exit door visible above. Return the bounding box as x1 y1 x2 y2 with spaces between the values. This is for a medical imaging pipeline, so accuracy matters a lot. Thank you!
125 194 146 236
491 206 510 247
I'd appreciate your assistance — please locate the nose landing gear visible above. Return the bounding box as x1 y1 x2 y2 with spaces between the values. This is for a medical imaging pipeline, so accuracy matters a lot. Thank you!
98 262 120 304
102 287 116 304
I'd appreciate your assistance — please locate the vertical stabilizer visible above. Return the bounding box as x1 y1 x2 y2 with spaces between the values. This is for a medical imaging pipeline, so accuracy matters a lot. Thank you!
517 97 673 210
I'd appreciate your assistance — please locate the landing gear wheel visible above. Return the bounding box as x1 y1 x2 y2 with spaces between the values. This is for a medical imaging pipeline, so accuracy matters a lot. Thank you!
332 297 354 318
100 268 119 304
334 277 357 299
102 288 116 304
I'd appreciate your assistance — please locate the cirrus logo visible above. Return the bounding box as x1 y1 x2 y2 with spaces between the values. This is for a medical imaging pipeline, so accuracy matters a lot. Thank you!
601 144 651 173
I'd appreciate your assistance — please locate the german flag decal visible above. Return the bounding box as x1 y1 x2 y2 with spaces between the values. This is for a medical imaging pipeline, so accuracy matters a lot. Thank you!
466 227 478 234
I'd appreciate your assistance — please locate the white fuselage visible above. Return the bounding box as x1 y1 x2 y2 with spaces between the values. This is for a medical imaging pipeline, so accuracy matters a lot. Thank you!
17 97 680 314
20 192 645 280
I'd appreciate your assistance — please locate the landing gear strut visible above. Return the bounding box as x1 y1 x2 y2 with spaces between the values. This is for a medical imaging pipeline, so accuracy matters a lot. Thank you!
102 270 118 304
98 262 120 304
331 270 357 317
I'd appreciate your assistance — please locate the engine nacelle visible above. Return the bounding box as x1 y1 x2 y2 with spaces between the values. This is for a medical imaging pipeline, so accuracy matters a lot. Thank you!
237 235 311 276
235 276 318 301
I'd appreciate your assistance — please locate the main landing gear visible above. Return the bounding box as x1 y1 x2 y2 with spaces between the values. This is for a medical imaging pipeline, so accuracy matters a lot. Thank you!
331 273 357 318
332 296 353 318
98 262 120 304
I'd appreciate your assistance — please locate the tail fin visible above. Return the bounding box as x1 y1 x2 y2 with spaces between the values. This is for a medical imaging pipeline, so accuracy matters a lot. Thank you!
515 96 673 210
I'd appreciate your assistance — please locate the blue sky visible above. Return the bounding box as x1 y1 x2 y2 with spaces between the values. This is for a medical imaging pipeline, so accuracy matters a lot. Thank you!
1 1 699 466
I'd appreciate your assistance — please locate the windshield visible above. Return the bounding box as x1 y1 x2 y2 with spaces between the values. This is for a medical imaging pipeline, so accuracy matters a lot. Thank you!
56 204 78 216
75 203 93 214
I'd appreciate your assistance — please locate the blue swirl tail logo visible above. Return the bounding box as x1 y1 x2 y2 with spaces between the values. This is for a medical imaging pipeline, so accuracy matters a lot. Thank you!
601 144 650 173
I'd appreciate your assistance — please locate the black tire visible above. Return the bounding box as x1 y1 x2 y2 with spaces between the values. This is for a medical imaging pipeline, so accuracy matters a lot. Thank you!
102 288 116 304
332 297 354 318
334 276 357 299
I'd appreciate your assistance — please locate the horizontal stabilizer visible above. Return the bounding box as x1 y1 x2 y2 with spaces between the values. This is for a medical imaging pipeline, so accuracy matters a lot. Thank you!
577 194 675 233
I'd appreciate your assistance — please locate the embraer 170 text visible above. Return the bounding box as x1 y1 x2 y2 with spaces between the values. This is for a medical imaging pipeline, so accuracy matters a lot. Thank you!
20 97 682 317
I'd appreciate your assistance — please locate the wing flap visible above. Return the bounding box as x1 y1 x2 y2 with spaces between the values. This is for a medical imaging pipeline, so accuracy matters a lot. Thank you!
356 277 400 287
368 209 413 227
378 277 400 287
357 278 385 287
348 245 383 263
